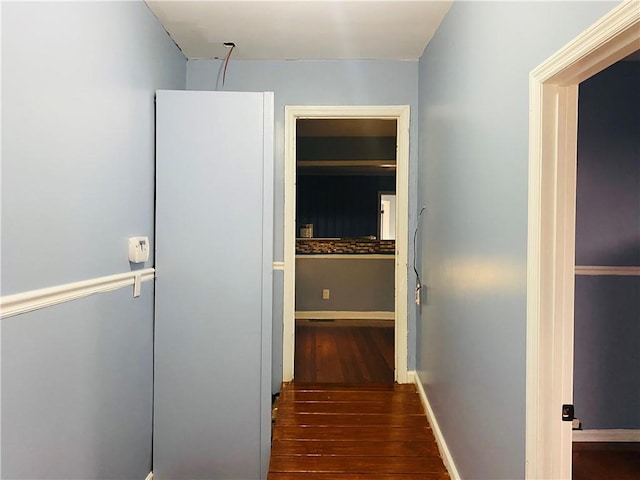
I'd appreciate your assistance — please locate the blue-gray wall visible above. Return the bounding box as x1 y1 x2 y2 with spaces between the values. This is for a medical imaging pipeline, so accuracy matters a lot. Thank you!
186 59 420 393
296 257 395 312
1 1 185 478
416 2 617 479
574 61 640 429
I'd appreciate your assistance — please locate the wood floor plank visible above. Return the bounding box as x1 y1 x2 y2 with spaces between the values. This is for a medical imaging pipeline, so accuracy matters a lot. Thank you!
294 324 314 383
273 425 434 442
280 390 421 403
370 327 395 369
334 326 368 383
276 412 429 427
277 400 423 414
271 439 439 457
269 455 447 474
573 442 640 480
358 328 394 381
268 474 449 480
294 326 394 384
284 382 416 392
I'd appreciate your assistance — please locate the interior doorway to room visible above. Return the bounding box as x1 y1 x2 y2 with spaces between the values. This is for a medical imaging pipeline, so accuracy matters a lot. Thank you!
293 118 397 384
526 2 639 478
379 192 397 241
571 51 640 480
283 106 411 385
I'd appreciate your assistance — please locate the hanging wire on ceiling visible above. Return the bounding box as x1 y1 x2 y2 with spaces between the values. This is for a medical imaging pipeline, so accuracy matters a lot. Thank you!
222 42 236 89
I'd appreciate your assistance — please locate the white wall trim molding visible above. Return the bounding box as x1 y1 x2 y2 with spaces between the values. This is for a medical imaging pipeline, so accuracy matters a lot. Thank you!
283 105 411 384
295 311 394 320
408 371 461 480
144 472 153 480
575 265 640 276
573 429 640 442
273 261 285 271
526 1 640 479
0 268 155 319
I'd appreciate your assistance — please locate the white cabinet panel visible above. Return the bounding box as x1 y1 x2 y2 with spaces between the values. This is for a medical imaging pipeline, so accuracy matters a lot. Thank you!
154 90 273 479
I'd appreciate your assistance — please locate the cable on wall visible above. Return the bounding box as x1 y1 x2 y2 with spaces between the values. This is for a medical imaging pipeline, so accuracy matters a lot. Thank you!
222 42 236 89
413 206 426 305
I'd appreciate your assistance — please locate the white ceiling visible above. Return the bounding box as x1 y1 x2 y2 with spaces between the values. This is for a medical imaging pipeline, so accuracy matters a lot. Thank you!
145 0 452 61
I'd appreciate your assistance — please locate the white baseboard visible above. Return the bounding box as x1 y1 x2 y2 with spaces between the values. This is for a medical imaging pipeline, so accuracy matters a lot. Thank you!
145 472 153 480
295 310 394 320
408 371 461 480
573 429 640 442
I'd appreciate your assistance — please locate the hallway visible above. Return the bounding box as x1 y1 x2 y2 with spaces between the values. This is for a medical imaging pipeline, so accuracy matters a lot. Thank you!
268 382 450 479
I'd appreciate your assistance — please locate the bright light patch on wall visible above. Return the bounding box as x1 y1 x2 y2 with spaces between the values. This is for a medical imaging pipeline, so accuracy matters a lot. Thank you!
445 257 526 293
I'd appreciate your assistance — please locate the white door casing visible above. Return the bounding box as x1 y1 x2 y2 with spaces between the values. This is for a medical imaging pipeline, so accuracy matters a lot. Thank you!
526 2 640 478
283 105 411 384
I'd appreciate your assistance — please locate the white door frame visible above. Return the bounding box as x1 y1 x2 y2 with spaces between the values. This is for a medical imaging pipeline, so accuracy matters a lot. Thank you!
283 105 410 384
525 1 639 478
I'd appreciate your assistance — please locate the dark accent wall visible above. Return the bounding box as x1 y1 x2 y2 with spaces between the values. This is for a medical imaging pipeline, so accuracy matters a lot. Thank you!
575 61 640 267
574 61 640 430
296 175 395 238
297 136 396 160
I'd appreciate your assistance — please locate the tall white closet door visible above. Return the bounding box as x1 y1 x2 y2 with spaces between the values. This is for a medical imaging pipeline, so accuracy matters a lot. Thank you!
154 90 273 479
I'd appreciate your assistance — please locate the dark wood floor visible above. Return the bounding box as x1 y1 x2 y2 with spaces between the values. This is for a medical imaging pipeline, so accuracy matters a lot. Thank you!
294 323 394 384
268 382 450 479
573 442 640 479
291 324 638 479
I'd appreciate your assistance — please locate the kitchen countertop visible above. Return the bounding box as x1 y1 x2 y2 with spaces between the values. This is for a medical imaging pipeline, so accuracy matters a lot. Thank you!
296 238 395 255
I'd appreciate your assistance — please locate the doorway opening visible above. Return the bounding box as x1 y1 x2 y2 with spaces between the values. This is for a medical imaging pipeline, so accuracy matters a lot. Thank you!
283 106 411 385
379 192 397 241
293 118 397 384
525 2 639 478
571 53 640 479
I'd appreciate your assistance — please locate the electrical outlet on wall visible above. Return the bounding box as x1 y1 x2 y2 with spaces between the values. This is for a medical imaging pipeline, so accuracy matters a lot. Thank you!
322 289 330 300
